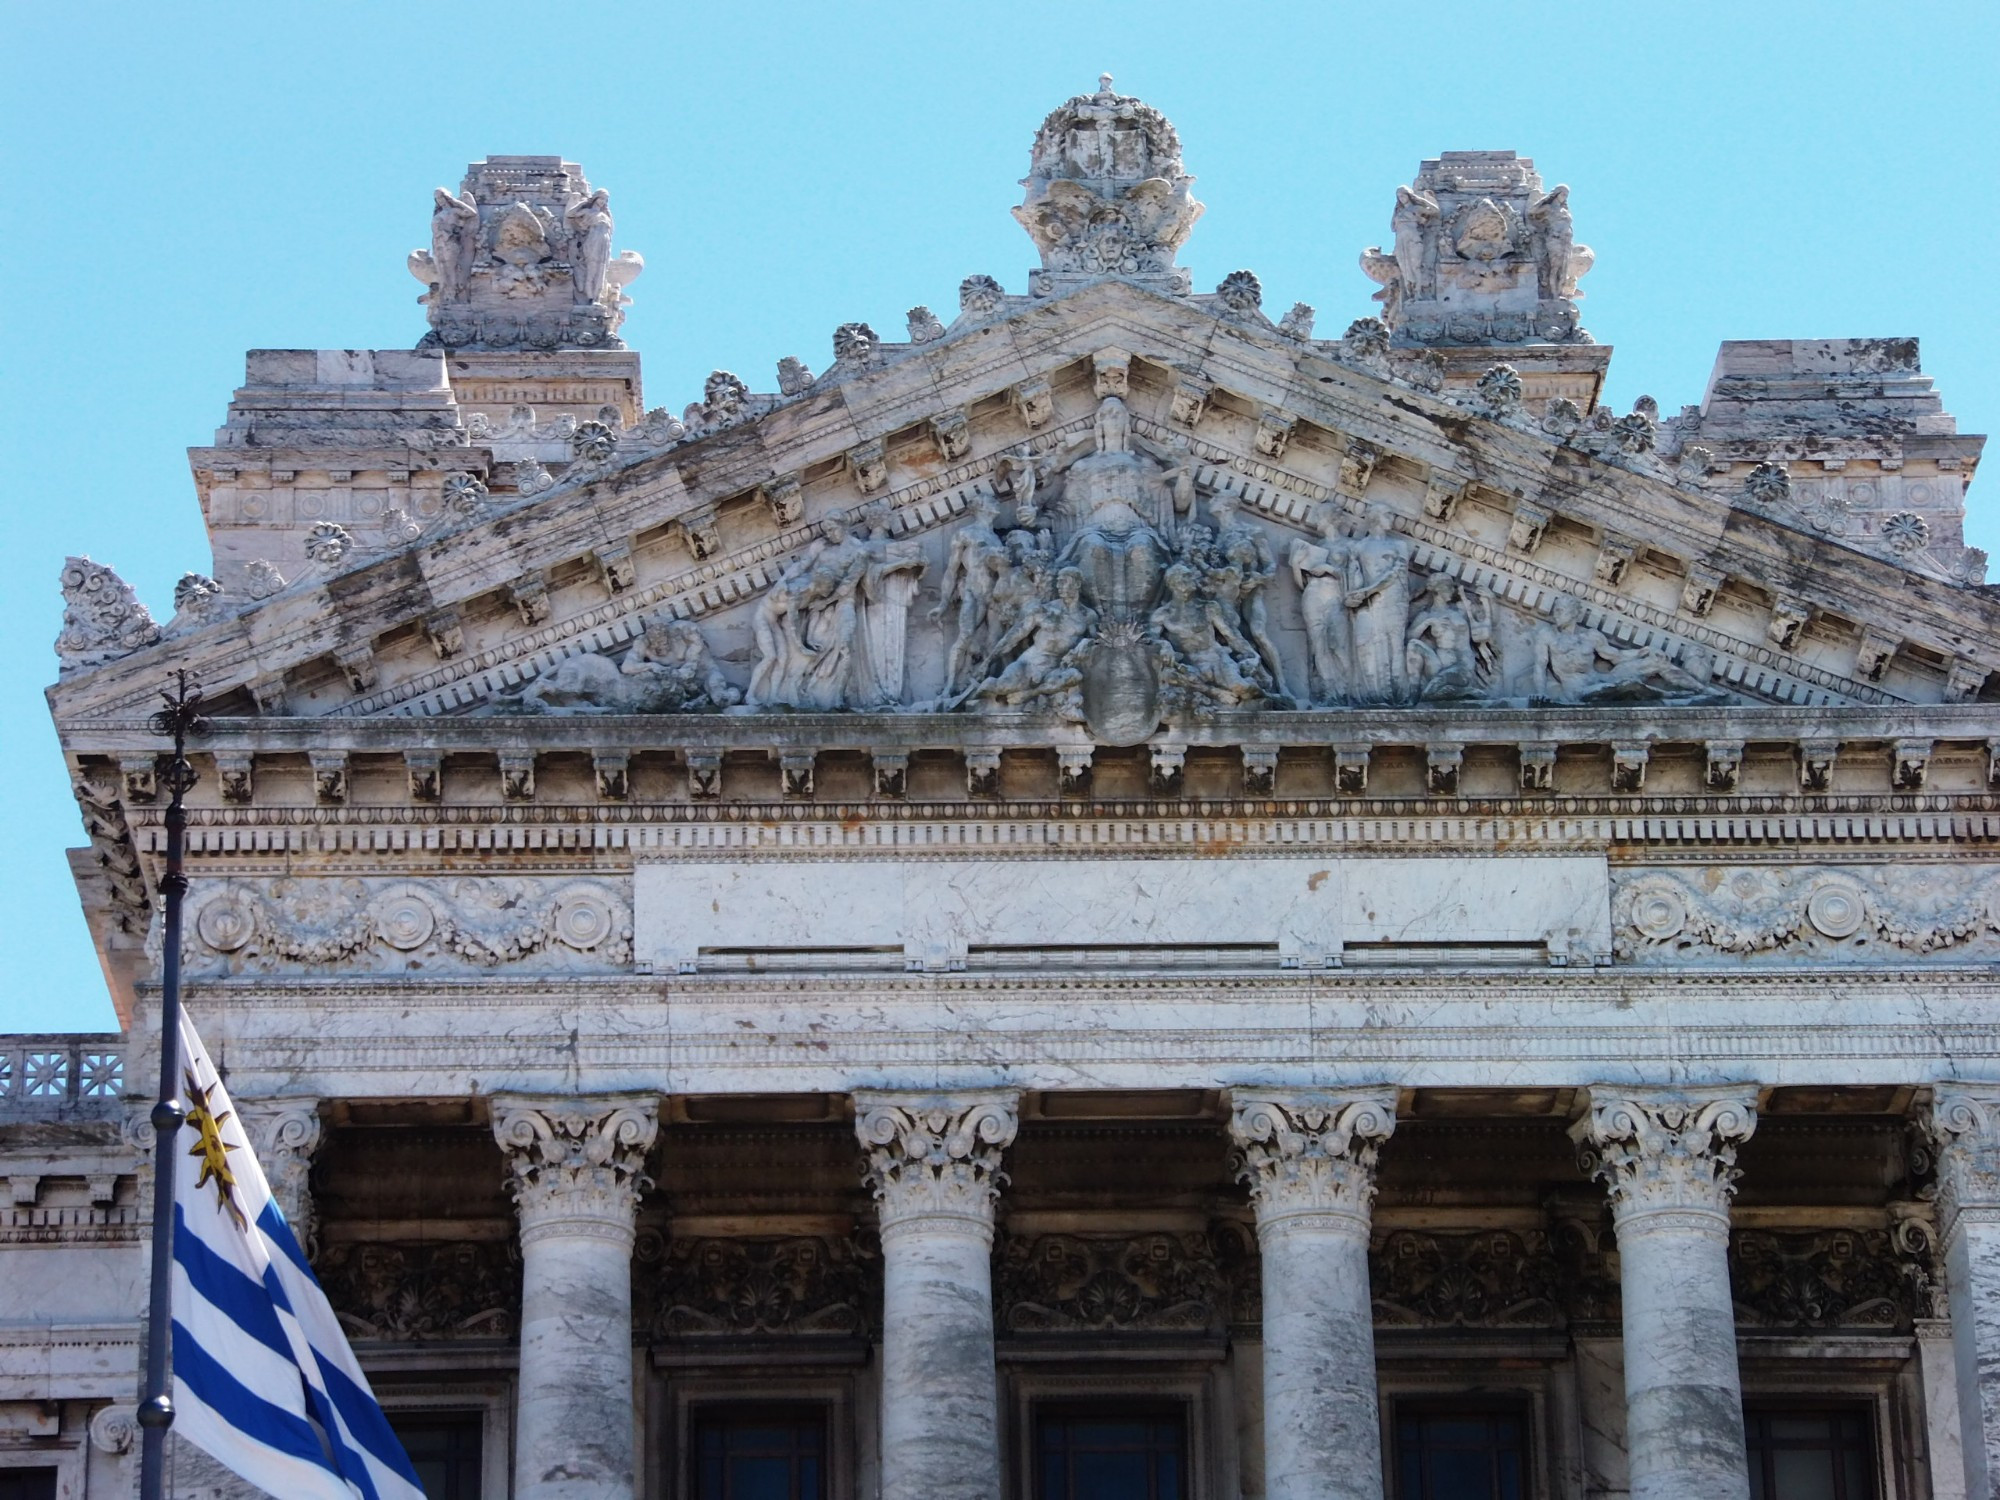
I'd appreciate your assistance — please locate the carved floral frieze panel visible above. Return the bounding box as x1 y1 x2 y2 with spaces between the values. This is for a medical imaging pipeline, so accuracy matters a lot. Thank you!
1727 1228 1919 1332
993 1230 1229 1336
1369 1228 1564 1328
181 876 632 975
631 1233 874 1339
1612 864 1995 963
317 1239 521 1341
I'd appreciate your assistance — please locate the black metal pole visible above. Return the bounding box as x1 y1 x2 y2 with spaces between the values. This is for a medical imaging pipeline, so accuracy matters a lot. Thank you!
138 671 204 1500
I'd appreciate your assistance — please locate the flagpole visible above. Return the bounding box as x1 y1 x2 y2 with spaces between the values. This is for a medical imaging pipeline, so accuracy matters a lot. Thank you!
138 670 205 1500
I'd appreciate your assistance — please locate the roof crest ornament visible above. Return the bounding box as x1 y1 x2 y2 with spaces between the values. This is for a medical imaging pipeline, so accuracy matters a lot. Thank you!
1013 75 1203 298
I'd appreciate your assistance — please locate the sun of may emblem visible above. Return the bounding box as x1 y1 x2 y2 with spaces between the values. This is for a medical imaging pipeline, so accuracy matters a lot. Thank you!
183 1069 246 1229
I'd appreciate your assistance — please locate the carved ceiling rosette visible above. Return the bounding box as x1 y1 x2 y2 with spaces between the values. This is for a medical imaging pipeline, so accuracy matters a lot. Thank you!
994 1230 1226 1335
318 1240 522 1341
632 1234 874 1339
1229 1090 1398 1229
1571 1088 1758 1227
491 1094 659 1238
854 1091 1020 1238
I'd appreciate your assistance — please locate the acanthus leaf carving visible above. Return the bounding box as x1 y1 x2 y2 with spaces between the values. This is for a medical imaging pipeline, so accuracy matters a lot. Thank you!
1572 1087 1757 1222
1728 1227 1915 1332
633 1234 874 1339
56 557 160 671
492 1094 659 1236
995 1231 1225 1334
854 1091 1019 1234
319 1239 522 1341
1229 1090 1397 1223
1370 1228 1563 1328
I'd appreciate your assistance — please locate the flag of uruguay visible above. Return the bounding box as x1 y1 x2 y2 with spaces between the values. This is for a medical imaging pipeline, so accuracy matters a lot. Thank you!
168 1016 426 1500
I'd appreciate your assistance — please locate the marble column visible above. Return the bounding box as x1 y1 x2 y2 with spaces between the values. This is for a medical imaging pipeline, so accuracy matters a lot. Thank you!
1572 1086 1758 1500
1921 1085 2000 1499
854 1089 1019 1500
1228 1088 1398 1500
493 1094 659 1500
237 1098 323 1252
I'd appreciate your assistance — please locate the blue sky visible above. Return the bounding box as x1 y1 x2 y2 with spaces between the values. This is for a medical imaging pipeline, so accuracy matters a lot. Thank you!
4 2 1997 1032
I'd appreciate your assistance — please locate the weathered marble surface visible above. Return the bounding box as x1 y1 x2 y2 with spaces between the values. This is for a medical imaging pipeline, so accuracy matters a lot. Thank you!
634 853 1610 972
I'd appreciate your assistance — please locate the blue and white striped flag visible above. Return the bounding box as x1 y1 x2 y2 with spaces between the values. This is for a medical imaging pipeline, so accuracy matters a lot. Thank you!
168 1016 426 1500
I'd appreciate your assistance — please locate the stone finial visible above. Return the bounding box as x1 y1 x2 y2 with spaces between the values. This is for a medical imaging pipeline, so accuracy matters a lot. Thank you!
1571 1087 1758 1222
854 1091 1020 1235
1229 1090 1398 1225
491 1094 659 1239
1362 152 1592 346
407 157 643 352
1013 78 1203 295
55 557 160 672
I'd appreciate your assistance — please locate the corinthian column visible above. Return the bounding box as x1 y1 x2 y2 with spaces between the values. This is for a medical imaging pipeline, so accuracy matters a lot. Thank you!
1572 1086 1758 1500
1922 1086 2000 1498
1229 1089 1398 1500
854 1090 1019 1500
493 1094 659 1500
237 1098 323 1252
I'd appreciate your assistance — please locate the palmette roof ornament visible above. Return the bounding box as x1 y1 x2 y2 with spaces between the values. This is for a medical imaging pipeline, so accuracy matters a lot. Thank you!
1014 75 1203 296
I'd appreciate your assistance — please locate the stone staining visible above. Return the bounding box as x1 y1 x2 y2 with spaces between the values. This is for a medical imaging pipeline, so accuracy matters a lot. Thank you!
408 157 643 352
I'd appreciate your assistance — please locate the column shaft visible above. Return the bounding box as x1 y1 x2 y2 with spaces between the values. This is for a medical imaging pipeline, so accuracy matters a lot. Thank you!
495 1095 658 1500
856 1090 1017 1500
1574 1086 1757 1500
1231 1089 1397 1500
1924 1088 2000 1498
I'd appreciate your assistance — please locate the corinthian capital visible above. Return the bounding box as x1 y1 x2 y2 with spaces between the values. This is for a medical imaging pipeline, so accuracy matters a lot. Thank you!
854 1089 1019 1237
1922 1085 2000 1237
1229 1088 1398 1228
1572 1085 1757 1224
237 1098 325 1251
492 1093 659 1242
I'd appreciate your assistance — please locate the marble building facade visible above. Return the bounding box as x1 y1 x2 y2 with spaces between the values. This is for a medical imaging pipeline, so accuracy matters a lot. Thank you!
7 80 2000 1500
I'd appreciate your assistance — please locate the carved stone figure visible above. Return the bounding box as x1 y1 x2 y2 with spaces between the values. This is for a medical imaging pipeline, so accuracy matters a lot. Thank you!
427 188 479 303
1526 596 1724 706
1204 492 1288 699
1343 506 1415 705
1151 562 1263 706
747 513 878 710
1405 573 1492 702
1288 507 1353 702
931 495 1013 693
55 557 160 670
852 502 926 707
966 568 1096 716
1528 185 1593 300
564 189 614 305
1390 185 1440 300
516 618 739 714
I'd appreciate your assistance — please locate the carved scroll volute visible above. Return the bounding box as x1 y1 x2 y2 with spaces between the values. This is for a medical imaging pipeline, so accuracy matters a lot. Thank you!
1228 1089 1398 1230
1922 1087 2000 1238
492 1093 660 1240
1571 1087 1758 1226
853 1090 1020 1239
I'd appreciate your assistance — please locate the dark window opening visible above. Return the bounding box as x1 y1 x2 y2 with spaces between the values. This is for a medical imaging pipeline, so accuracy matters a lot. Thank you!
1394 1403 1528 1500
0 1470 58 1500
1745 1405 1878 1500
692 1404 827 1500
1035 1403 1186 1500
390 1412 484 1500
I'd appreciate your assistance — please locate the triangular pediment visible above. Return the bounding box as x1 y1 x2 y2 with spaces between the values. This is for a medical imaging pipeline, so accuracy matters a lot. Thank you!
48 279 2000 744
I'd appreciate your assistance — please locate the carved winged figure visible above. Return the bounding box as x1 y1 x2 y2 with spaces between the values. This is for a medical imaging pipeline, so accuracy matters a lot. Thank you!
427 188 479 302
1359 249 1405 327
1528 185 1594 301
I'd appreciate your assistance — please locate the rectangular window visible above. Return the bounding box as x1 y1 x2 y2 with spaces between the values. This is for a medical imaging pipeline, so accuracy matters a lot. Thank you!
0 1471 58 1500
390 1412 484 1500
692 1405 826 1500
1035 1404 1186 1500
1745 1406 1877 1500
1393 1404 1528 1500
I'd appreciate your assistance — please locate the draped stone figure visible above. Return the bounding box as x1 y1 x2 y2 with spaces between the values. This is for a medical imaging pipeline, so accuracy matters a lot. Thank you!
853 503 926 707
1288 506 1354 704
430 189 480 302
1344 506 1416 705
1391 185 1440 301
564 189 615 305
748 514 874 710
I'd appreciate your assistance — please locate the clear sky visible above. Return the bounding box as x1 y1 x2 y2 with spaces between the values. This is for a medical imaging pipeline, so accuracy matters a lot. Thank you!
4 2 1997 1033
